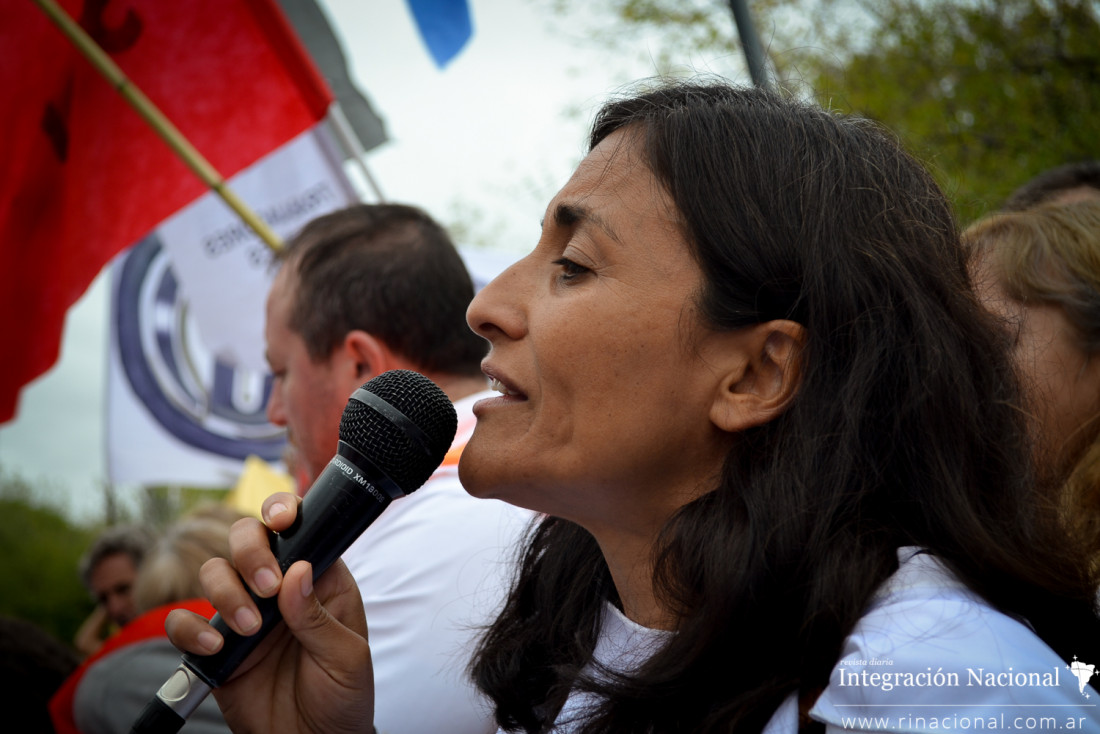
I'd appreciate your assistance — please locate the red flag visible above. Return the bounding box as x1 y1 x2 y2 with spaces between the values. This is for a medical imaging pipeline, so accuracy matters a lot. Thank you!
0 0 332 423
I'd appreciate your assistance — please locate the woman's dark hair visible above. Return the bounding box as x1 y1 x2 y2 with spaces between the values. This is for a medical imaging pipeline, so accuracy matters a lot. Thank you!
470 80 1100 733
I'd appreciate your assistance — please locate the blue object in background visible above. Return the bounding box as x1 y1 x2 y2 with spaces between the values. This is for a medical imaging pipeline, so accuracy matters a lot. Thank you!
406 0 473 68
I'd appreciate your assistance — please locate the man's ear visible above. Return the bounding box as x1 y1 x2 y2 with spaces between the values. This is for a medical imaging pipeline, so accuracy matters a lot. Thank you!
340 330 392 383
709 319 805 433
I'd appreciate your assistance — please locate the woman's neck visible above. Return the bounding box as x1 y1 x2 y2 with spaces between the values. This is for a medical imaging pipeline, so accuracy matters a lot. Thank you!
596 530 677 631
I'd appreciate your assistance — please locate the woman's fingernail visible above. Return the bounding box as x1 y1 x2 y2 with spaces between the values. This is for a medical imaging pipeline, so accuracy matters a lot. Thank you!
197 631 223 653
234 607 259 633
300 572 313 599
269 502 289 519
254 567 278 594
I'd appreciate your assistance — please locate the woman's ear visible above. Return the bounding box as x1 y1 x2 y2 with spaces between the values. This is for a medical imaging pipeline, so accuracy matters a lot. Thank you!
709 319 805 433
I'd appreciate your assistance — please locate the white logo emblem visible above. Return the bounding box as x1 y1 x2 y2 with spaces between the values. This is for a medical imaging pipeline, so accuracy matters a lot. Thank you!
1068 656 1096 698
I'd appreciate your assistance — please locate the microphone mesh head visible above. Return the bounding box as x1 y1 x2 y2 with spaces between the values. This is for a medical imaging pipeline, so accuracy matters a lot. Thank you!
338 370 458 492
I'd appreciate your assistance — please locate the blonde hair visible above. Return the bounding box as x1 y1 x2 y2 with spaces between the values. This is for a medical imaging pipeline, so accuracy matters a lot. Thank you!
133 503 245 613
965 202 1100 566
965 201 1100 353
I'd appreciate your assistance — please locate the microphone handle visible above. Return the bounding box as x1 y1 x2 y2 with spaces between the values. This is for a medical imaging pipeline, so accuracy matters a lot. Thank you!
184 440 399 685
130 440 403 733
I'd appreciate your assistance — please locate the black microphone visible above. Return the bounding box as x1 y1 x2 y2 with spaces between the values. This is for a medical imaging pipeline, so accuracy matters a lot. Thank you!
130 369 457 734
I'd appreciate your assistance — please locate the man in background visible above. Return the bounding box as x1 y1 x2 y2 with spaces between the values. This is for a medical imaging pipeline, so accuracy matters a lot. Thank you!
74 524 154 657
263 203 530 734
1001 160 1100 211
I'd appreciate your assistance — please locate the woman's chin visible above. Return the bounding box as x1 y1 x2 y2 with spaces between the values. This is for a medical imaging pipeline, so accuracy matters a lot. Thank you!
457 446 503 500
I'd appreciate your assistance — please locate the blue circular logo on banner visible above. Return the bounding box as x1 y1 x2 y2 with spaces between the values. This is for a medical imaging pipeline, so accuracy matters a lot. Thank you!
115 234 286 461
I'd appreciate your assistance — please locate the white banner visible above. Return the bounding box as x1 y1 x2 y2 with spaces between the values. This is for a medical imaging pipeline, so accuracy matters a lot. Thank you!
106 124 523 488
107 125 358 486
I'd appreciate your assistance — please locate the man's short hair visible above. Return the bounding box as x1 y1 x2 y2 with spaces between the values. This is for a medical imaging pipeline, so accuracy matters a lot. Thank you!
278 203 487 377
1001 160 1100 211
77 525 154 592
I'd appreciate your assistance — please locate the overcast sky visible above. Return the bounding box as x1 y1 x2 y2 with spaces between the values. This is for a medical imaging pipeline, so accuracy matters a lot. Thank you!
0 0 748 522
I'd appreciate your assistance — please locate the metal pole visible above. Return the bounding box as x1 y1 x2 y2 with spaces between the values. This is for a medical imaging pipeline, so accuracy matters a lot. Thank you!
729 0 770 89
327 102 387 203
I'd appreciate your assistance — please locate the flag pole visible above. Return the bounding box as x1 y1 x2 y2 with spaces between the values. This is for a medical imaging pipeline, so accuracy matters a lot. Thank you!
728 0 770 89
30 0 284 253
326 102 387 203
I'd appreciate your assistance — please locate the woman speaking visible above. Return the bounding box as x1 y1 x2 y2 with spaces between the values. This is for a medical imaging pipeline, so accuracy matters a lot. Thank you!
166 80 1100 733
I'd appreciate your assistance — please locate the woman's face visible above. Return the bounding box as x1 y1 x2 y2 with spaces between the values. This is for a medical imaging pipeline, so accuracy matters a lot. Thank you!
461 129 739 536
973 253 1100 477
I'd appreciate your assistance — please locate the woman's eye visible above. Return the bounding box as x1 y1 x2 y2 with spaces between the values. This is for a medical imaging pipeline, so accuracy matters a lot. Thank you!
553 257 589 281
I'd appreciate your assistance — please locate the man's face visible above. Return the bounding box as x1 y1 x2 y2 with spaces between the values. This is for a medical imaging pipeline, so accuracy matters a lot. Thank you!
90 552 139 627
264 267 358 483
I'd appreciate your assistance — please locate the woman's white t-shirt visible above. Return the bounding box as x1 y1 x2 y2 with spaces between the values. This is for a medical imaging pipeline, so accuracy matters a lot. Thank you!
516 548 1098 733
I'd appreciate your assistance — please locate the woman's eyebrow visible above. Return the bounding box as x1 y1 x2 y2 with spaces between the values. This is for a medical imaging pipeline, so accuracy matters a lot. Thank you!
545 202 623 245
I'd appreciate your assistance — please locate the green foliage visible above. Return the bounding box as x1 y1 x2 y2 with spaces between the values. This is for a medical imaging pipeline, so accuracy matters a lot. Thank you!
0 470 231 651
0 474 97 646
140 484 231 527
537 0 1100 224
810 0 1100 222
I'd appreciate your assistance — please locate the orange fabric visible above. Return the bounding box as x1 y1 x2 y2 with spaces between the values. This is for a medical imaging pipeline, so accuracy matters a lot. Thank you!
441 442 465 466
